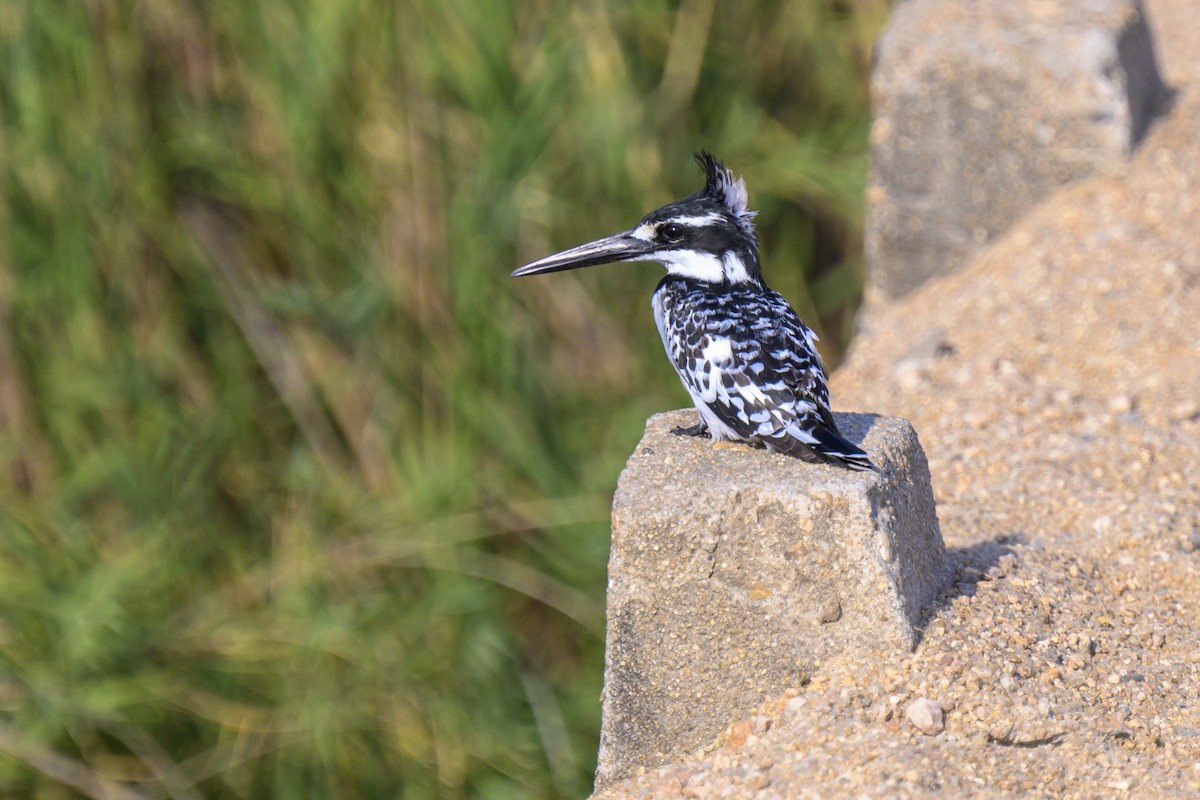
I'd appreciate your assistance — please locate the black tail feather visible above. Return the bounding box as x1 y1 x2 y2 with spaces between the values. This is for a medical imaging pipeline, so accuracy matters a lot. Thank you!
809 426 875 471
763 424 874 471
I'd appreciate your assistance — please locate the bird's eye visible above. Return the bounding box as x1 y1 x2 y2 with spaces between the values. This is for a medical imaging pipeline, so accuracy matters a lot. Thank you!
660 223 685 243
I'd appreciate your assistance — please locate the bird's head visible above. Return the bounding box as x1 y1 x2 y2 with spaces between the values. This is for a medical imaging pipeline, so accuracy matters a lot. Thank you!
512 151 761 285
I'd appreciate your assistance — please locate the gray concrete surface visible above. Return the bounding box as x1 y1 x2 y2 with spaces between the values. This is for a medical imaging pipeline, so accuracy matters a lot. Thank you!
596 410 946 785
866 0 1166 299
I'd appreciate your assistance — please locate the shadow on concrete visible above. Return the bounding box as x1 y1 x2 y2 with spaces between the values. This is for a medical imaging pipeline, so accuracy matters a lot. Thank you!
834 411 883 448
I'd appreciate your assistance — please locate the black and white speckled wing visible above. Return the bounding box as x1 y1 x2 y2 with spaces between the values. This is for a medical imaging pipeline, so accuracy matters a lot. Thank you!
652 278 873 470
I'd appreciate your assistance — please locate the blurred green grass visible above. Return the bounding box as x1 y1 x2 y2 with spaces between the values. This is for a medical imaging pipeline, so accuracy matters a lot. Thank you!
0 0 886 796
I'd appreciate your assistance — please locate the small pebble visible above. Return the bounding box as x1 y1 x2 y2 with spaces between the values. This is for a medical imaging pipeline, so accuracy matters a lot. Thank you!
906 698 945 735
1170 400 1199 421
1107 394 1134 415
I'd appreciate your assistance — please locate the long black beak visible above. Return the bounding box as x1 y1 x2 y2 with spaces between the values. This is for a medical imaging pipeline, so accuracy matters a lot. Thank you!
511 231 655 277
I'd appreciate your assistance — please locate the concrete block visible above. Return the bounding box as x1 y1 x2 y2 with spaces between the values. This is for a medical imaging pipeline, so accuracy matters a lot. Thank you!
866 0 1167 299
596 410 947 786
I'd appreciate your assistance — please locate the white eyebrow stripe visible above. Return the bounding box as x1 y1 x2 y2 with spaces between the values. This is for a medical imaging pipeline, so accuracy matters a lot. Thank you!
666 213 726 226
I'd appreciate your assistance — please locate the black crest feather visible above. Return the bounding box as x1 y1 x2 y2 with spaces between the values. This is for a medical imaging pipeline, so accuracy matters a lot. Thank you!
694 150 757 237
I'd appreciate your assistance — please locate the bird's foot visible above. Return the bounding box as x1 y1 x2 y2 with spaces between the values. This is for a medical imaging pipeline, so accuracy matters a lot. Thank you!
671 421 710 439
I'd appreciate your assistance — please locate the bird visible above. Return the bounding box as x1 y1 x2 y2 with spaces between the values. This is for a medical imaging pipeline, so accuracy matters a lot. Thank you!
511 151 874 471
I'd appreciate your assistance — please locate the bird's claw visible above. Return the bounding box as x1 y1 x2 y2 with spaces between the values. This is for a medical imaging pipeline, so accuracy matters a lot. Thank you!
671 422 710 439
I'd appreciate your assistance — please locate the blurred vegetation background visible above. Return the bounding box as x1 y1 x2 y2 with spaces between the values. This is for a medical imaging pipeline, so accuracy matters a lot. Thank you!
0 0 886 797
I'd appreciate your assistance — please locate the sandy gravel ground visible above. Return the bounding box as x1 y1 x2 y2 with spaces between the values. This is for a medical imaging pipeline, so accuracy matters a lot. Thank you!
593 1 1200 796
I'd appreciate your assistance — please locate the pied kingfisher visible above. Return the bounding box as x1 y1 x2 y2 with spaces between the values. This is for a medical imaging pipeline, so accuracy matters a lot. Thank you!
512 151 873 471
